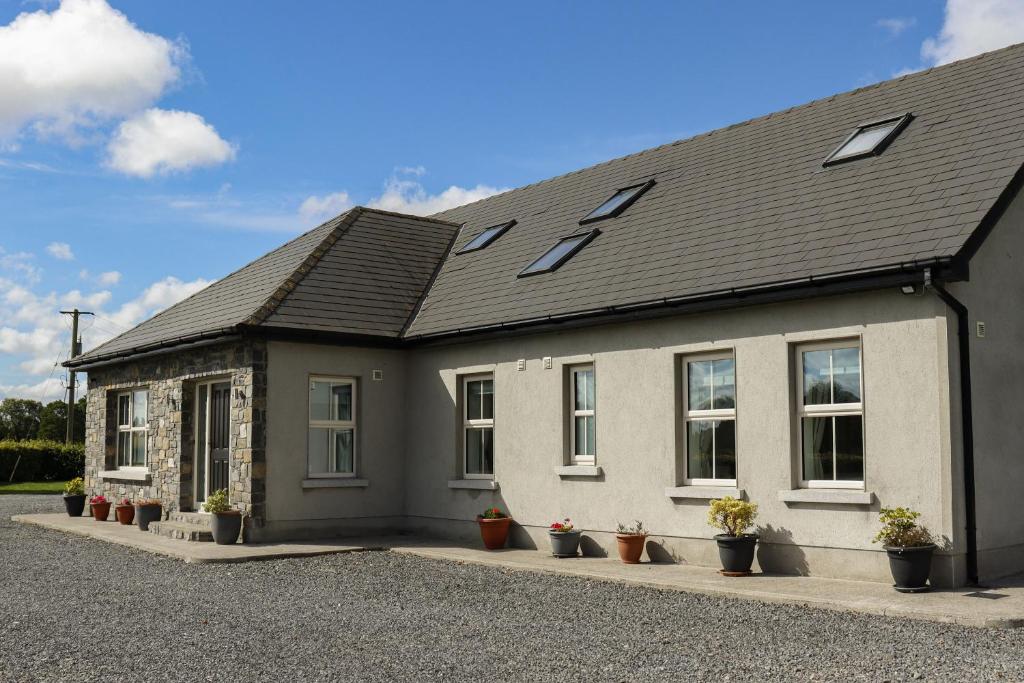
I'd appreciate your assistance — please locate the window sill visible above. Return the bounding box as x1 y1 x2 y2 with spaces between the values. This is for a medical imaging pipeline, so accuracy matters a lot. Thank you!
99 469 151 483
778 489 875 505
555 465 603 478
665 486 744 500
302 478 369 489
447 479 499 491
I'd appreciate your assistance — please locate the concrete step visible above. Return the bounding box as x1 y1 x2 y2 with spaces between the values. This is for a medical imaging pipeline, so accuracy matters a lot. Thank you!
149 520 213 542
167 512 213 528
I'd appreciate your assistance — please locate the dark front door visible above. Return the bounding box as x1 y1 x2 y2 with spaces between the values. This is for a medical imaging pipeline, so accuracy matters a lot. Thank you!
196 381 231 506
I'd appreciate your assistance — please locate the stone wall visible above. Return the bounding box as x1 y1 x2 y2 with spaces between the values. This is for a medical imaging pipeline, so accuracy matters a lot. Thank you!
83 340 267 528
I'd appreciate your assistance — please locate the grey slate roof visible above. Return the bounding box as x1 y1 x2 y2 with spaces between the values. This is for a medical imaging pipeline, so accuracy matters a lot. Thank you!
70 43 1024 366
72 208 458 364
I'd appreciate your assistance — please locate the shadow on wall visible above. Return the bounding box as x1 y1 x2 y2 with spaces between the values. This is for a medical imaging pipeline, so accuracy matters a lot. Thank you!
756 524 809 576
579 534 609 558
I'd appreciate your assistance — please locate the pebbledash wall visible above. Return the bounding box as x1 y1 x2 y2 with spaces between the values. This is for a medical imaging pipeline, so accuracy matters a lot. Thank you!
83 340 268 534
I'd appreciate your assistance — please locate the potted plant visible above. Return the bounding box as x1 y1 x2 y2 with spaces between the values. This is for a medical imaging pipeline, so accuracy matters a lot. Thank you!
89 495 111 522
62 477 86 517
708 496 759 576
114 498 135 525
135 499 163 531
548 518 582 558
477 506 511 550
873 507 937 593
203 488 242 545
615 520 647 563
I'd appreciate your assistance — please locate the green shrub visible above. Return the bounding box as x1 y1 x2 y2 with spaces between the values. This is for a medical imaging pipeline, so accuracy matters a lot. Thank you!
873 507 935 548
0 440 85 482
707 496 758 537
202 488 232 514
64 477 85 496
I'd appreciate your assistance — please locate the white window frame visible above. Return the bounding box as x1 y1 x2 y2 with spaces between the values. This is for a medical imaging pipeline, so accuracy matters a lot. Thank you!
115 389 148 470
683 352 737 487
462 374 494 480
308 376 357 478
796 340 865 490
569 364 596 466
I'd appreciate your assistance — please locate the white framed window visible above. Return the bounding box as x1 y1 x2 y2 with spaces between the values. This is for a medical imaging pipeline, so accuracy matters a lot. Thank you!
569 365 596 465
308 376 356 478
116 389 148 468
462 375 494 479
796 341 864 489
684 354 736 486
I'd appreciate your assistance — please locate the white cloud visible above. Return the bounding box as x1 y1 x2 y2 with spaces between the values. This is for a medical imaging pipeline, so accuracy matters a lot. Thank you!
0 377 65 402
921 0 1024 66
97 270 121 285
0 0 185 141
45 241 74 260
0 247 40 284
106 108 236 178
877 17 916 37
367 170 507 216
298 192 353 224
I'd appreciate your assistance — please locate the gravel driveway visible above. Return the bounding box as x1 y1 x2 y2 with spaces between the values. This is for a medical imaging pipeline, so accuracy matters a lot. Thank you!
3 494 1024 682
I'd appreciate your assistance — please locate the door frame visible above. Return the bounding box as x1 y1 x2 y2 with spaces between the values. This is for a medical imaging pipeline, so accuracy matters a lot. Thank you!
193 377 232 510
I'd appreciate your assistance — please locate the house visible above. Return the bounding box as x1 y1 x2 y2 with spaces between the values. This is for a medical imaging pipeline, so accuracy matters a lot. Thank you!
67 44 1024 588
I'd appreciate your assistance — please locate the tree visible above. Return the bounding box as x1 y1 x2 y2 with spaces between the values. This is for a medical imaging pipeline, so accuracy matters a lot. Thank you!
36 398 86 443
0 398 43 440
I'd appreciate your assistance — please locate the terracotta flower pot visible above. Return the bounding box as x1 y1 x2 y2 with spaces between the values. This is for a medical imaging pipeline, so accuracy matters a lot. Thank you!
477 516 512 550
91 502 111 521
115 505 135 525
615 533 647 563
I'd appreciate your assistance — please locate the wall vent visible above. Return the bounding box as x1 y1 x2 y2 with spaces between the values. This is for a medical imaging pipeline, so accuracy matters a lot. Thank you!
372 369 384 381
976 321 986 338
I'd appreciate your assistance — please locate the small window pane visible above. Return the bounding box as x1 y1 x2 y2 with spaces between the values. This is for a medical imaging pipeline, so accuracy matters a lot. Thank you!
834 122 897 160
574 415 595 457
118 431 130 467
831 348 861 403
715 419 737 480
586 188 635 219
132 391 147 427
466 381 482 421
466 428 493 475
333 429 354 473
527 237 583 273
688 361 712 411
131 431 146 467
574 369 594 411
712 359 736 409
834 415 863 481
687 420 714 479
802 416 834 481
308 427 331 474
480 380 494 420
802 350 832 405
458 222 511 253
310 381 331 421
331 383 352 422
118 395 130 427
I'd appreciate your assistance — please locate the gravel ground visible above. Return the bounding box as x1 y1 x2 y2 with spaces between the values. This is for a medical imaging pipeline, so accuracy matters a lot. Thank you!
3 495 1024 683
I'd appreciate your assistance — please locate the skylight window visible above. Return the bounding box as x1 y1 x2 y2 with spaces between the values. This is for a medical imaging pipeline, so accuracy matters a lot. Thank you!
579 179 655 224
518 229 599 277
457 220 516 254
823 113 912 166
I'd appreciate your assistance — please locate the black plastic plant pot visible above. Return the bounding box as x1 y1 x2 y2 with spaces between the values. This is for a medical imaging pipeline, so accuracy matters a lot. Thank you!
62 494 86 517
885 544 937 592
548 530 582 558
714 534 758 574
135 504 162 531
211 511 242 545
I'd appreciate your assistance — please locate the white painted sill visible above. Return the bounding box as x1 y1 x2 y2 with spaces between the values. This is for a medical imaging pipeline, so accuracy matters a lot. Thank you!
447 479 499 491
99 469 151 483
778 488 875 505
665 486 744 500
302 478 369 489
555 465 603 478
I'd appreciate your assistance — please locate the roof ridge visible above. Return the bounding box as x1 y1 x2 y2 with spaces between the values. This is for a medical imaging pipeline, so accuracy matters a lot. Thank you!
356 205 464 228
431 42 1024 219
243 207 365 327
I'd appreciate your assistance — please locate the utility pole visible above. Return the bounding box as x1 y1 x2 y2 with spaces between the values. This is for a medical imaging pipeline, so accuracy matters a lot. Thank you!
60 308 93 443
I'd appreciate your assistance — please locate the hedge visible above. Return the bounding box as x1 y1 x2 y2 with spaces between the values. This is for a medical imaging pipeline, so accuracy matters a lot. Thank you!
0 440 85 483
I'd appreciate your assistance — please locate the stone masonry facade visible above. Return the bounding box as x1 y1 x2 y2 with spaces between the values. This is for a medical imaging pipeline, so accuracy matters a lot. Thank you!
83 340 267 530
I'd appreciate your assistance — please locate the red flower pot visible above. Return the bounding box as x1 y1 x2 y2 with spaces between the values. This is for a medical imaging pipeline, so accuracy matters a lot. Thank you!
91 502 112 521
115 505 135 525
477 516 512 550
615 534 647 563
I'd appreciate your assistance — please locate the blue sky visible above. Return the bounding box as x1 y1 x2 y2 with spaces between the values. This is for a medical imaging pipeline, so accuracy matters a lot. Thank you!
0 0 1021 401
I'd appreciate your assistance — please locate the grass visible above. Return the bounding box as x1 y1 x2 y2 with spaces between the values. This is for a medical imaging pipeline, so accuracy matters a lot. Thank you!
0 481 67 495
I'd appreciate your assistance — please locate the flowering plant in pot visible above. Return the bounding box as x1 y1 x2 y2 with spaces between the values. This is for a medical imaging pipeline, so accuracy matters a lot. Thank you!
548 518 581 558
114 498 135 525
135 499 163 531
708 496 759 576
476 506 511 550
62 478 86 517
89 495 111 522
203 488 242 545
615 520 647 564
873 507 937 593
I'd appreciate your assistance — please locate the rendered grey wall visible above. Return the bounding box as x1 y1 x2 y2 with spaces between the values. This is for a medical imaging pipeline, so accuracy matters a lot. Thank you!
263 341 407 536
403 289 960 584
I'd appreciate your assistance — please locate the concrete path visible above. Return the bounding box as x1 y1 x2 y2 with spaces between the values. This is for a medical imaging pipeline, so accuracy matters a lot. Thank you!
15 512 1024 628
